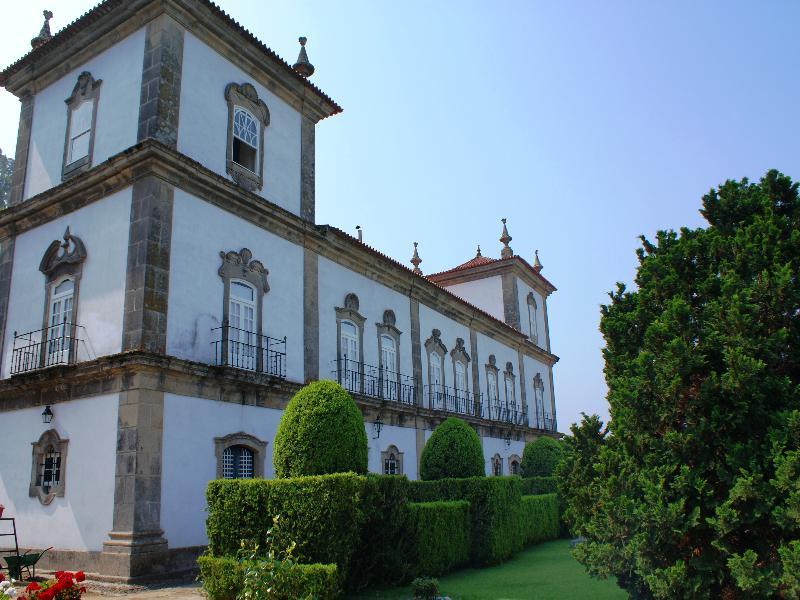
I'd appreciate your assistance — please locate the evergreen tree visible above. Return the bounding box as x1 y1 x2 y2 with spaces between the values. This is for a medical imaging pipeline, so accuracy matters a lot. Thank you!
566 170 800 598
0 148 13 209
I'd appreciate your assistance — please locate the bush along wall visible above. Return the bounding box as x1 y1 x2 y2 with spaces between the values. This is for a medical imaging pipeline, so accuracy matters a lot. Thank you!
520 476 558 495
520 494 560 545
408 501 471 576
408 476 524 565
198 556 339 600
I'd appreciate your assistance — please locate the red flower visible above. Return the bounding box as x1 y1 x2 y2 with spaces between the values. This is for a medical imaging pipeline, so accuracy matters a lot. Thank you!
74 572 85 583
0 573 5 582
38 589 54 600
79 587 86 594
25 582 41 592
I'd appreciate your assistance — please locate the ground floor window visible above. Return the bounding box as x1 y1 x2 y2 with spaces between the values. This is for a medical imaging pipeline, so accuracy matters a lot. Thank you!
381 444 404 475
29 429 69 505
492 454 503 476
214 432 267 479
222 445 254 479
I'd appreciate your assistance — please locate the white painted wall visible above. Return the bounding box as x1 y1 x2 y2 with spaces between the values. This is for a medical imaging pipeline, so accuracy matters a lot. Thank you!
317 257 412 383
24 29 145 199
440 276 504 323
366 423 418 480
178 33 302 215
1 189 132 378
0 396 118 551
166 190 304 382
481 435 525 477
160 393 284 548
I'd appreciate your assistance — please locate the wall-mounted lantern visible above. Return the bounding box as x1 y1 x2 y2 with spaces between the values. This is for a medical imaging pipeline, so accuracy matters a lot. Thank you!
41 405 54 424
373 415 384 439
504 431 512 447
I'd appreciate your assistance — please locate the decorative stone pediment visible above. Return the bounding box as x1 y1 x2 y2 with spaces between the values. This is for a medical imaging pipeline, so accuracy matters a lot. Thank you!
450 337 470 364
424 328 447 356
66 71 102 105
225 83 270 125
39 227 87 279
218 248 269 293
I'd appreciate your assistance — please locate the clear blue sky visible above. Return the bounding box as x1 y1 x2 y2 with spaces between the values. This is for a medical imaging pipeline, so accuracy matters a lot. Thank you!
2 1 799 430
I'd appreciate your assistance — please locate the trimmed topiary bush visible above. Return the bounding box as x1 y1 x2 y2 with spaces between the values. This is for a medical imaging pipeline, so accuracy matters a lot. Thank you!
419 417 484 480
273 380 368 477
521 436 564 477
408 501 470 576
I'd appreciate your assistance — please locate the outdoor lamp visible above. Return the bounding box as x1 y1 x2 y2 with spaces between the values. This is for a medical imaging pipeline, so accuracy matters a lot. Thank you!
373 415 384 439
42 405 54 424
504 431 511 447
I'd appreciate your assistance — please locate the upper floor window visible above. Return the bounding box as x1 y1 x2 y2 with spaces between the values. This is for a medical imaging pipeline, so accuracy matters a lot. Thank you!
450 337 471 409
62 72 101 180
341 321 360 362
486 354 500 416
424 329 447 407
504 362 517 413
225 83 270 191
228 280 257 370
48 278 75 363
335 293 366 394
526 293 539 344
376 310 402 401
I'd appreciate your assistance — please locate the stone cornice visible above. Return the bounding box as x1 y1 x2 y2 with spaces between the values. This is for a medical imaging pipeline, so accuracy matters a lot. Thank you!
0 140 559 367
1 0 341 123
0 351 561 439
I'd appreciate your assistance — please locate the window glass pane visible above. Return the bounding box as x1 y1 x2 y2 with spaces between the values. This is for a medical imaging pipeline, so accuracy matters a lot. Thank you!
233 138 257 172
54 279 74 296
341 321 357 337
238 447 254 478
69 131 91 163
71 101 93 134
222 447 235 479
233 107 259 147
231 281 254 301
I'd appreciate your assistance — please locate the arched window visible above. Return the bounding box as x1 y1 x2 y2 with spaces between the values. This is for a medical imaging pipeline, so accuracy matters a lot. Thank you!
47 277 75 364
510 460 520 475
504 363 517 422
382 445 404 475
454 360 467 408
492 454 503 476
380 334 398 399
509 454 522 476
527 293 539 344
38 445 62 493
485 355 500 419
29 429 69 505
450 337 471 413
222 445 254 479
430 353 443 394
62 71 101 179
232 107 259 173
424 329 447 409
228 280 257 370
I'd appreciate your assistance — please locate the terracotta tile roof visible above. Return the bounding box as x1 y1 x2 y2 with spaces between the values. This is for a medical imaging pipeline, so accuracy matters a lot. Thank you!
427 254 557 292
0 0 343 117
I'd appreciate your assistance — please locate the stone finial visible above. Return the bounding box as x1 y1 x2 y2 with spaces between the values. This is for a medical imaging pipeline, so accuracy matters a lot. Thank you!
292 36 315 78
476 245 482 258
410 242 422 275
31 10 53 49
533 249 543 273
500 218 513 259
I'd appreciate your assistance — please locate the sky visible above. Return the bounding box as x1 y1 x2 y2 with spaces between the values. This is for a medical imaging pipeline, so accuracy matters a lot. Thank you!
1 1 799 431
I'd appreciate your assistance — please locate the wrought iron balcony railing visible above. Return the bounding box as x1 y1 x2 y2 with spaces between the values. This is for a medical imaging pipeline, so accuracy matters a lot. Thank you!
423 385 484 417
486 402 529 426
11 322 87 375
530 412 557 432
211 325 286 378
331 357 416 405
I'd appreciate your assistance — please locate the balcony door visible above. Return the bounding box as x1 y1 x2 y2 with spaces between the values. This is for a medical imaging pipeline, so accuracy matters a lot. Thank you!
429 353 443 407
340 320 360 392
228 280 257 370
454 361 467 413
47 278 74 366
380 334 398 400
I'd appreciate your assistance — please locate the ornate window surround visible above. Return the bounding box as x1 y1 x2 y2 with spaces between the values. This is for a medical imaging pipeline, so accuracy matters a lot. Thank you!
214 432 267 479
29 429 69 505
218 248 269 368
424 329 448 389
508 453 521 475
526 292 539 345
38 227 87 366
381 444 404 475
336 293 366 387
225 83 270 191
503 362 517 411
450 337 471 394
532 373 546 428
62 71 102 180
485 354 500 404
376 309 402 375
491 453 503 476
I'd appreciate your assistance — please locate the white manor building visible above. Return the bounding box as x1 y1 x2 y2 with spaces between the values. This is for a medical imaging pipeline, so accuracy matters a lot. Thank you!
0 1 559 581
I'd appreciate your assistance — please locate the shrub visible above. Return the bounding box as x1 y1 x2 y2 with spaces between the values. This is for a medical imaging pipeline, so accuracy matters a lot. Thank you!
206 474 365 578
346 474 412 590
521 436 564 477
520 494 559 545
408 476 523 565
411 577 440 600
198 556 338 600
419 418 484 480
272 380 368 477
520 476 558 495
408 501 470 576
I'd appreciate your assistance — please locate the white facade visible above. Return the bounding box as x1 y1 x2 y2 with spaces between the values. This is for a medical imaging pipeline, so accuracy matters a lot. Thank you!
444 276 504 322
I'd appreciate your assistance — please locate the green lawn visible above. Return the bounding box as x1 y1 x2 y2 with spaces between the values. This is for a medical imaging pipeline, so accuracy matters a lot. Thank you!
347 540 625 600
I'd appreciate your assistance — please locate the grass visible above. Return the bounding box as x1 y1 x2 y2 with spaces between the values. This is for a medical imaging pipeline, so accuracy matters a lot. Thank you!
347 539 625 600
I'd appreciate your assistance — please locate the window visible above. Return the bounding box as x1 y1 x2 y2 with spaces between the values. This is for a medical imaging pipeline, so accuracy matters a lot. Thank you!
225 83 270 191
30 429 68 505
380 334 398 399
47 278 74 364
509 454 521 475
222 445 254 479
492 454 503 476
533 374 546 429
218 248 269 372
450 337 471 413
527 293 539 344
504 362 517 422
232 107 259 173
381 445 404 475
485 354 500 419
430 353 443 393
62 71 101 180
335 293 366 394
377 310 402 401
424 329 447 409
214 433 267 479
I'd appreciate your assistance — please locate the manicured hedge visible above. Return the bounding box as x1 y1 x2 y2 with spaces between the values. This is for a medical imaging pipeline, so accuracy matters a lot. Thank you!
273 380 368 477
521 436 564 477
407 477 523 565
520 494 559 545
206 473 365 578
408 501 470 576
419 418 484 480
520 476 558 495
198 555 339 600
